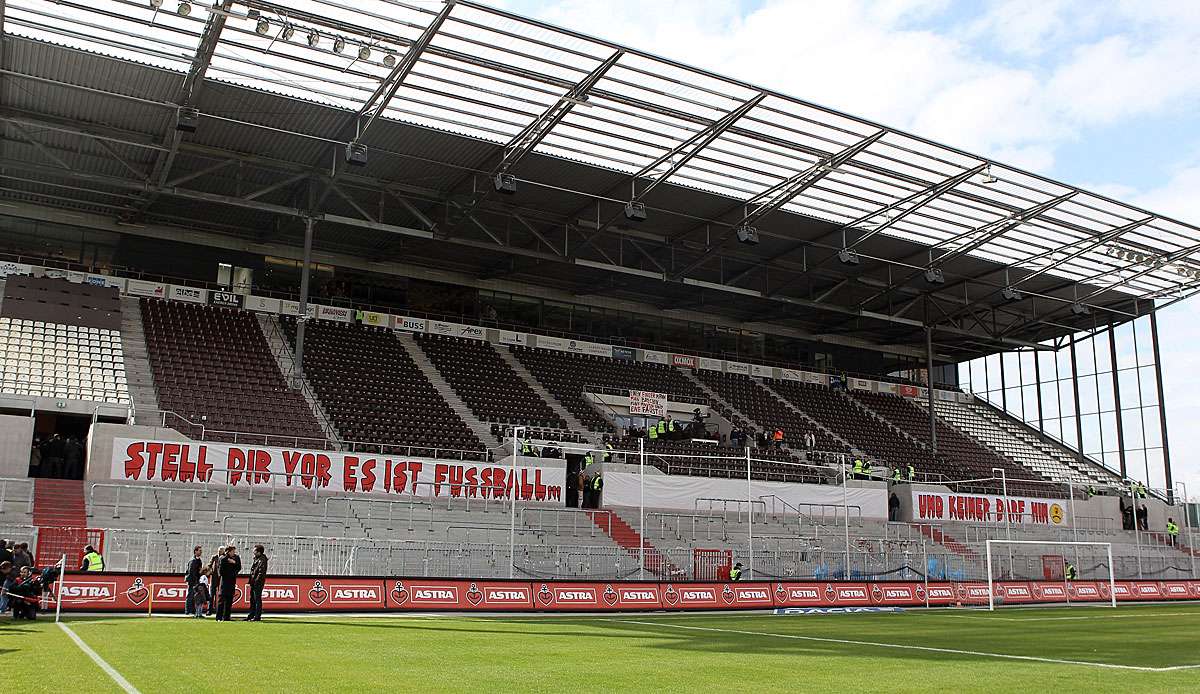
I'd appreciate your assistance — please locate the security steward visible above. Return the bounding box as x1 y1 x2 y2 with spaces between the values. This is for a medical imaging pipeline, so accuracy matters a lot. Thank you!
1167 518 1181 546
583 451 595 468
603 442 613 463
656 418 667 439
520 438 535 457
648 421 659 440
590 472 603 508
891 466 901 483
80 545 104 572
1065 561 1077 581
852 458 864 480
906 463 916 481
729 562 744 582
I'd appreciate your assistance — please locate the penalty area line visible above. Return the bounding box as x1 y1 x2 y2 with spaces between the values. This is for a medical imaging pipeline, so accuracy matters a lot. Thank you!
609 619 1173 672
57 623 141 694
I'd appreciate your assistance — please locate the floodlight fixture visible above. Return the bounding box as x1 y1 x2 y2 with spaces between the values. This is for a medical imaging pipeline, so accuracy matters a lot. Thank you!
333 37 345 53
281 25 295 41
307 31 319 47
255 18 270 35
383 53 397 67
358 45 371 61
176 1 191 16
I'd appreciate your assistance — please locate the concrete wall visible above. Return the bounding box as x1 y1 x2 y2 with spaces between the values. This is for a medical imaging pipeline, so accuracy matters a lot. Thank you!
0 414 34 478
86 422 191 482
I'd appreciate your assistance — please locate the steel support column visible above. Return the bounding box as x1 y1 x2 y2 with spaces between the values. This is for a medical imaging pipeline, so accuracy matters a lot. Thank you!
1107 324 1128 477
1150 312 1174 501
293 216 316 390
926 325 937 457
1069 336 1085 465
1033 347 1045 440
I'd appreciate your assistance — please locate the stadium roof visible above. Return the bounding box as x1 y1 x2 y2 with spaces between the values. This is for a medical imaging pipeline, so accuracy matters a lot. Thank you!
2 0 1199 360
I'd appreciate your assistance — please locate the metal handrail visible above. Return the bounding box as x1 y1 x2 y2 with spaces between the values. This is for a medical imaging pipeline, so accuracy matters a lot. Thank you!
89 482 222 524
694 497 767 523
520 507 610 536
323 496 433 533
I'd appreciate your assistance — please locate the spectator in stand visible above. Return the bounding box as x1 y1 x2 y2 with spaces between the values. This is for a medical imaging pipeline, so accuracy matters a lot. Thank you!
216 544 242 621
11 543 32 573
245 545 268 621
888 493 901 522
185 545 204 617
804 431 816 450
63 437 84 479
1137 505 1149 532
773 428 784 449
1120 499 1133 530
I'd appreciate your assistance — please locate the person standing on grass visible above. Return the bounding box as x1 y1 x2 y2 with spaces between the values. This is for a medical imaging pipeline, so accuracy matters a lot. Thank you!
193 567 211 618
184 545 204 617
216 545 241 621
245 545 268 622
208 546 226 616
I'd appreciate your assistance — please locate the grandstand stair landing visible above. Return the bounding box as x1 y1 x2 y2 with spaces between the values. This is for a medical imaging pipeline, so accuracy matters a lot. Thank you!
911 523 978 559
589 510 681 577
32 478 86 528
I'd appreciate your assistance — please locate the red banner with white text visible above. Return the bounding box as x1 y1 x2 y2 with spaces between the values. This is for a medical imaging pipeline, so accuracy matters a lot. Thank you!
49 574 1200 613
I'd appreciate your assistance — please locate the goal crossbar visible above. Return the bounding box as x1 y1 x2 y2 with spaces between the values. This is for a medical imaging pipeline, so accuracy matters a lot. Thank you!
985 539 1117 611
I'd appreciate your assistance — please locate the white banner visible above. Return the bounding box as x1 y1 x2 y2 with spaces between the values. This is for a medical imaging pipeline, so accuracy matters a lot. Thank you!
428 321 456 336
169 285 208 304
499 331 528 346
428 321 485 340
315 305 353 323
279 300 301 316
126 279 166 298
780 368 803 381
245 295 281 314
43 268 70 280
642 350 669 365
110 438 564 501
628 390 667 418
358 311 391 328
671 354 697 368
751 364 773 377
538 336 566 351
802 372 827 386
877 382 897 394
699 357 724 372
394 317 426 333
605 472 886 519
850 378 874 391
0 261 33 277
911 491 1068 526
936 389 957 401
726 362 750 375
68 271 126 290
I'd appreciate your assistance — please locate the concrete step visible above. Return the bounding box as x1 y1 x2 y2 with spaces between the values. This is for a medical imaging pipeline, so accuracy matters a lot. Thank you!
255 313 343 449
119 297 160 416
495 345 592 436
395 332 495 447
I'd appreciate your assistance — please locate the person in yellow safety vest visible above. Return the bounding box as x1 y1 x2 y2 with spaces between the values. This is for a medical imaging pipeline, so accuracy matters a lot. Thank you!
647 423 658 440
591 473 603 506
603 442 613 463
729 562 743 581
1065 562 1077 581
656 419 667 437
666 417 676 437
891 467 901 482
1135 482 1147 498
520 439 534 456
852 458 864 479
583 452 594 467
906 464 916 481
861 461 872 480
1166 518 1180 546
81 545 104 572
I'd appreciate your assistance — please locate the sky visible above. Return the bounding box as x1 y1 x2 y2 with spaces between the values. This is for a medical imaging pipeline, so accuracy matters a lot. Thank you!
497 0 1200 499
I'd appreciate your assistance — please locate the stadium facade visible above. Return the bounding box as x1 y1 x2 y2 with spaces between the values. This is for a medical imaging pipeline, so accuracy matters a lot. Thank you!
0 0 1197 604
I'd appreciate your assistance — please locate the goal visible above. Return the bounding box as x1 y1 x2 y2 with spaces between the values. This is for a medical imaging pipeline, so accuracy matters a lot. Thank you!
985 539 1117 610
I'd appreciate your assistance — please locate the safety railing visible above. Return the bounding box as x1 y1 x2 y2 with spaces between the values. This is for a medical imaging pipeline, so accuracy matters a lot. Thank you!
220 514 351 537
694 497 766 523
323 496 433 533
89 483 223 524
520 507 610 537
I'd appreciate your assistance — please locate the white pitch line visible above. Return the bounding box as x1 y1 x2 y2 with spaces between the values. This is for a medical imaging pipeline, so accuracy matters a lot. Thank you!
610 618 1180 672
57 623 141 694
937 611 1200 622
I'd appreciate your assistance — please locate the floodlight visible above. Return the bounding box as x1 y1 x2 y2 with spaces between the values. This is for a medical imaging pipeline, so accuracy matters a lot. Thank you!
149 0 163 8
281 25 295 41
255 19 270 35
333 37 345 53
383 53 397 68
307 31 319 47
176 1 191 16
358 46 371 60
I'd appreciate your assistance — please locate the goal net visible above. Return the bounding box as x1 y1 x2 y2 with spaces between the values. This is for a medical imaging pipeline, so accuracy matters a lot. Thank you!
985 539 1117 610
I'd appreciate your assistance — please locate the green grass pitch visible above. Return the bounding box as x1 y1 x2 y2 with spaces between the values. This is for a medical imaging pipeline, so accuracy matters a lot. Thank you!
8 604 1199 692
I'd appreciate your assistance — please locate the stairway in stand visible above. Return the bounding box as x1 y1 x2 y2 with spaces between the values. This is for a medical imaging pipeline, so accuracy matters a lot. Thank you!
589 510 682 578
912 523 978 559
32 479 91 566
1143 531 1200 558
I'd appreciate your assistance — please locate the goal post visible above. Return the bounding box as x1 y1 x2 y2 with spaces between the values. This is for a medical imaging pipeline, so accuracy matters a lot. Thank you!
985 539 1117 611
